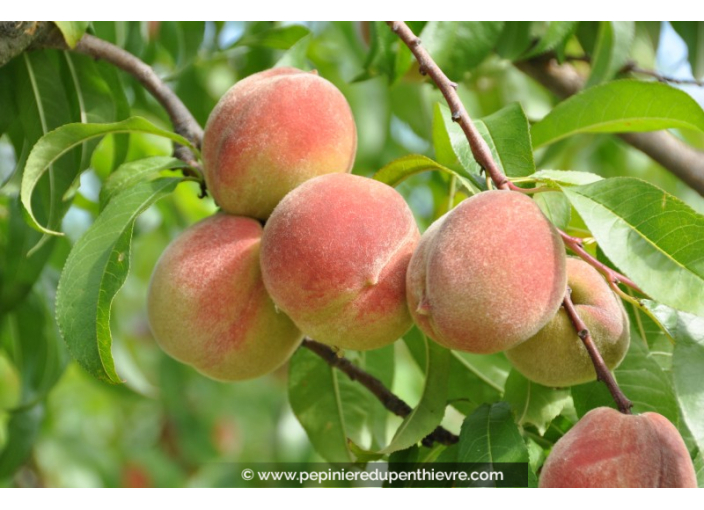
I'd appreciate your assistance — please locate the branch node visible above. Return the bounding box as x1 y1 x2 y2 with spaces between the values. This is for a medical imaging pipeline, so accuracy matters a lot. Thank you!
450 110 461 122
418 64 428 76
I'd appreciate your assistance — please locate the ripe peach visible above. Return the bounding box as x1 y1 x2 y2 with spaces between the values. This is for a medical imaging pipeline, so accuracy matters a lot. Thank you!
406 190 567 354
202 67 357 219
540 407 697 488
259 173 420 350
505 258 630 387
147 214 303 381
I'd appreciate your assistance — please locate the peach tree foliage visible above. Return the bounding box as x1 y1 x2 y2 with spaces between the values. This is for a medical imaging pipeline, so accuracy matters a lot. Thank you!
0 21 703 487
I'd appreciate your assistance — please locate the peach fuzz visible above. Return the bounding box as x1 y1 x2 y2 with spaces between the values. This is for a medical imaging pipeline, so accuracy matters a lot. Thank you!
406 190 567 354
202 67 357 219
147 214 302 381
540 407 697 488
259 173 420 351
505 258 630 387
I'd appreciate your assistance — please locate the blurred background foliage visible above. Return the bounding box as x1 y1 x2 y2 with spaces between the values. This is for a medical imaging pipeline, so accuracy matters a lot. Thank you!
0 21 703 487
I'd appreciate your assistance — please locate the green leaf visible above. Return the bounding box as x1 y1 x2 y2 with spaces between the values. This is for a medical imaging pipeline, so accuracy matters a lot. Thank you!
534 192 571 231
421 21 504 81
570 380 614 417
532 81 704 148
457 402 534 487
0 404 44 480
671 22 704 80
357 21 413 83
451 351 510 401
236 24 310 50
62 53 126 174
646 301 704 454
586 21 635 87
694 450 704 488
95 63 130 171
433 103 535 180
288 347 354 463
473 103 536 178
2 289 67 405
403 329 507 415
381 333 450 454
12 52 82 251
503 370 572 435
20 117 194 236
529 169 603 187
562 177 704 316
359 346 395 449
0 198 56 312
523 22 579 59
157 22 206 67
495 22 534 61
53 21 89 48
275 35 312 70
99 156 186 210
433 103 477 176
56 177 181 383
614 333 680 422
373 154 479 195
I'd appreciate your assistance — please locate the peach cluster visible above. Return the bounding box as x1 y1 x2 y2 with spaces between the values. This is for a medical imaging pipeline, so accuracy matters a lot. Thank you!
144 65 695 489
147 66 633 384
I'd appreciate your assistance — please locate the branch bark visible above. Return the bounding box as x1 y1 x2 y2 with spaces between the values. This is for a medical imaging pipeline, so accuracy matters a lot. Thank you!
302 339 459 447
562 289 633 414
0 22 57 67
1 23 205 179
70 34 204 151
386 21 509 191
516 58 704 197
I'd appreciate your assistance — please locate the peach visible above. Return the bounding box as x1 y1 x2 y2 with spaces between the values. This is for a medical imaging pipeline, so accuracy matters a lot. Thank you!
202 67 357 219
147 214 303 381
505 258 630 387
259 173 419 350
540 407 697 488
406 190 567 354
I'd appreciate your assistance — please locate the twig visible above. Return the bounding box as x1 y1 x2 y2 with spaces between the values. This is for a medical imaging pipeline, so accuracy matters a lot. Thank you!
44 33 205 180
564 54 704 86
386 21 509 191
516 57 704 197
301 339 459 447
625 63 704 86
560 232 642 293
388 21 636 413
562 289 633 414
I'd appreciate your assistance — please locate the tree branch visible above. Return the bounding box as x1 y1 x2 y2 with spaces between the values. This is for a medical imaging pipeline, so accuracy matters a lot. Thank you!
386 21 509 191
0 21 57 67
562 289 633 414
516 58 704 197
70 34 203 149
388 21 635 413
31 29 206 182
301 339 459 447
